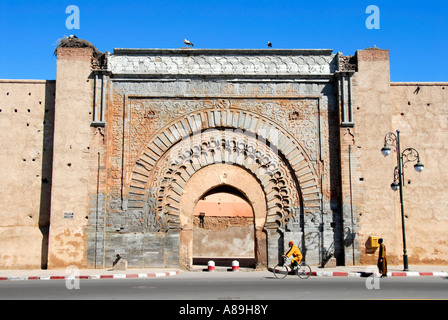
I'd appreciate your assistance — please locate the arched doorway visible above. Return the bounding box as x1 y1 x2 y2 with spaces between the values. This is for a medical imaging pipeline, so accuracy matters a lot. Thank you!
179 164 267 270
193 185 256 268
127 110 321 269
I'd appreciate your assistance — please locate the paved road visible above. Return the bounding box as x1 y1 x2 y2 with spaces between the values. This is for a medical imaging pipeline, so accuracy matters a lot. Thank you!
1 271 447 301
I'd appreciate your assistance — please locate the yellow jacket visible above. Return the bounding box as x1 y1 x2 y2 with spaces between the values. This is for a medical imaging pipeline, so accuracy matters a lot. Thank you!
286 244 303 260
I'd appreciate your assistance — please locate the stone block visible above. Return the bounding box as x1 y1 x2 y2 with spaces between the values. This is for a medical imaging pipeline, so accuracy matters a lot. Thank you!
112 254 128 271
322 257 337 268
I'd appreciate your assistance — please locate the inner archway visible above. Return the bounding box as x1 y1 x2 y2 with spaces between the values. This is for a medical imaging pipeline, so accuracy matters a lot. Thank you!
193 185 256 267
179 164 267 270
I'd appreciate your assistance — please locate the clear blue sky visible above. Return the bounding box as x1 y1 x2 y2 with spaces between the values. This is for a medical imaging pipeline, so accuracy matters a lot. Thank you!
0 0 447 81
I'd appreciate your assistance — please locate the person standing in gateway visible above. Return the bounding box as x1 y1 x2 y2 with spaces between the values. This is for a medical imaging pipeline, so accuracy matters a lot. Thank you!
377 238 387 277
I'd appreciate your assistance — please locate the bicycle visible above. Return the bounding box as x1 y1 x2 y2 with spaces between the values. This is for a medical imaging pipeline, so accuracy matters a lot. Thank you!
272 256 312 279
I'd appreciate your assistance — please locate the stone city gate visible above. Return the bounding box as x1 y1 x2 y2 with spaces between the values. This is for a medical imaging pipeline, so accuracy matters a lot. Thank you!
86 48 345 270
128 110 317 269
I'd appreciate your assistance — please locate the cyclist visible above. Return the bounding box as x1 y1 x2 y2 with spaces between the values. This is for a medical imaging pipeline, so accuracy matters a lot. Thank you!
283 241 303 269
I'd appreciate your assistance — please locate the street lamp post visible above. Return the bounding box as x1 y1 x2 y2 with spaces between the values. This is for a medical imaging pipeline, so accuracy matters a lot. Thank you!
381 130 424 271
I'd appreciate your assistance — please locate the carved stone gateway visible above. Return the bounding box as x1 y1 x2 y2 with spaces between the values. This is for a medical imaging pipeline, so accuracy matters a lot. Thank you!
87 48 345 269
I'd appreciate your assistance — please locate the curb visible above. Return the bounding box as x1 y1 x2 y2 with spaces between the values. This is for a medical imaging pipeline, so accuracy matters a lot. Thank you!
268 268 448 278
0 271 180 281
312 271 448 277
2 270 447 281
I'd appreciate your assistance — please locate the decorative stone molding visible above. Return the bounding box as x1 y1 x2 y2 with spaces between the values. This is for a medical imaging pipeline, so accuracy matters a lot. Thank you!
127 97 321 165
109 49 337 77
145 130 300 232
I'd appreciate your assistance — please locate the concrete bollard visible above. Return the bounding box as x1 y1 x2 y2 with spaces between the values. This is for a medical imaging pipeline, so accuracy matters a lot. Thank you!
232 260 239 272
208 260 215 272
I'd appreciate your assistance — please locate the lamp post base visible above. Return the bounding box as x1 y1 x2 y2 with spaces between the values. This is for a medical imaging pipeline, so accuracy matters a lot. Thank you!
403 254 409 271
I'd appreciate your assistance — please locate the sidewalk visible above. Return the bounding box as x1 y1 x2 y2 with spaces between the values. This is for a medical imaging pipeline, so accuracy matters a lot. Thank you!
1 265 447 281
0 268 181 281
309 264 448 277
201 264 448 277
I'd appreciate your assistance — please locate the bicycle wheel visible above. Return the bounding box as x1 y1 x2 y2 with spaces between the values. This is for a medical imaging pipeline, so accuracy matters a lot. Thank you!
297 263 312 279
272 264 289 279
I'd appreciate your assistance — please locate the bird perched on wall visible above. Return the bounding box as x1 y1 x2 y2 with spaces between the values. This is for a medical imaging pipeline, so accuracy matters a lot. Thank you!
184 39 194 47
267 41 272 48
414 86 422 94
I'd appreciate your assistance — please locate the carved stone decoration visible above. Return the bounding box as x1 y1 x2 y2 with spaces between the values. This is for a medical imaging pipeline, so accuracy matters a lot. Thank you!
133 129 301 232
128 108 322 224
127 97 320 165
144 188 164 232
286 207 302 232
109 49 336 76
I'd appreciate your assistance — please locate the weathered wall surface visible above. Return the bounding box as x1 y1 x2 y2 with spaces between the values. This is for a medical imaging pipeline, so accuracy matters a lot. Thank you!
193 217 255 258
346 48 397 265
47 48 95 269
389 83 448 264
352 48 448 266
0 80 55 269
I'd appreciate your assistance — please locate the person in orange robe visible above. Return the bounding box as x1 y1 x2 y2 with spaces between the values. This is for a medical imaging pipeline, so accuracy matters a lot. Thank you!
283 241 303 269
377 238 387 277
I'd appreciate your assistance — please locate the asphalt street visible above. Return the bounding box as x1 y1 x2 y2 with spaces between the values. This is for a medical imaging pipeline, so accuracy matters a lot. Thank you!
1 271 447 301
